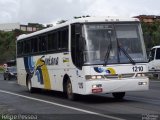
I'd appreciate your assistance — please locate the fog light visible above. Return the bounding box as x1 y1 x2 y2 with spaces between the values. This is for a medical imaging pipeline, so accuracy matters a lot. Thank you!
142 82 147 85
139 82 147 85
92 84 102 88
92 85 97 88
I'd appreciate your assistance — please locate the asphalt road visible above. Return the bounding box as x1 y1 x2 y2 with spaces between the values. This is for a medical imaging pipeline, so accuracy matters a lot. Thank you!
0 73 160 120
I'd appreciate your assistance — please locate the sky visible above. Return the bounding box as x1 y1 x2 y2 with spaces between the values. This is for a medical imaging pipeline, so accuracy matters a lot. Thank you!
0 0 160 25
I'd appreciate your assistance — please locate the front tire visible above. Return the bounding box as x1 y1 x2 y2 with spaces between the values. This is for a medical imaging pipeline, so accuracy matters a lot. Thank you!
112 92 125 100
66 80 77 101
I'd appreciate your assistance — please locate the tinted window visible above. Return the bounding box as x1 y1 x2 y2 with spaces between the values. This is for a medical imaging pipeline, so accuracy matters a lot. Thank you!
17 26 69 57
17 41 23 56
61 28 68 49
24 40 31 54
58 27 69 50
31 38 38 53
48 32 58 51
156 48 160 59
39 36 47 52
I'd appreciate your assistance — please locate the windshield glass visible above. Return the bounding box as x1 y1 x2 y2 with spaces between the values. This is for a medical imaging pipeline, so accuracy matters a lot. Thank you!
8 67 17 72
83 23 147 65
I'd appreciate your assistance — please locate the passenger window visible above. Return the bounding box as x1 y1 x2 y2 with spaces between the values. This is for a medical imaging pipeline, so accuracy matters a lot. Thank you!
61 28 68 49
52 33 58 50
17 41 23 56
31 38 38 53
48 32 58 51
58 27 69 50
156 48 160 59
24 40 31 54
39 36 47 52
48 34 53 51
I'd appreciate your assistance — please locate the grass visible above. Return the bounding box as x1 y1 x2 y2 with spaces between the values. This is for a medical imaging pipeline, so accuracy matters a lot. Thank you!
0 66 4 73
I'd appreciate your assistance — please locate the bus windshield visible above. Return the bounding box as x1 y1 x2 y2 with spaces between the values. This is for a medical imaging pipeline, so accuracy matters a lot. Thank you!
83 23 147 65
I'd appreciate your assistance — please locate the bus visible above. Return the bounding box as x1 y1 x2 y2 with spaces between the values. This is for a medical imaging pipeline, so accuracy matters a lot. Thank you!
148 45 160 71
16 17 149 100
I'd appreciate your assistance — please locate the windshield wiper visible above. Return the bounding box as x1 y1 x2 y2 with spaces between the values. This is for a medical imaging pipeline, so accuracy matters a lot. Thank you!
118 45 135 65
104 44 112 66
104 31 112 66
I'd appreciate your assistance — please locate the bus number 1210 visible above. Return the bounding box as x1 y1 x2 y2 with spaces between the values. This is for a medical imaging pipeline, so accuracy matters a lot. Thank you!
132 66 143 72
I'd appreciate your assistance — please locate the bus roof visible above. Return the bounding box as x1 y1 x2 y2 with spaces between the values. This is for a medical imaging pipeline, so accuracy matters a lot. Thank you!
151 45 160 49
17 16 139 41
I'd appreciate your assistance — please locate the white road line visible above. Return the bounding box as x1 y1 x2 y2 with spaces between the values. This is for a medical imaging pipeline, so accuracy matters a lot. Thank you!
0 89 125 120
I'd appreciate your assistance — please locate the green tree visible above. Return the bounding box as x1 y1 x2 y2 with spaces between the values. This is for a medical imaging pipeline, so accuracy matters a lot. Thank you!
142 21 160 52
0 31 16 63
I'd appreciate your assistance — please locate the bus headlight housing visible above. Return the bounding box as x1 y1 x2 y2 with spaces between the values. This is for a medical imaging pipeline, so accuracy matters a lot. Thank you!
85 75 104 80
136 73 147 77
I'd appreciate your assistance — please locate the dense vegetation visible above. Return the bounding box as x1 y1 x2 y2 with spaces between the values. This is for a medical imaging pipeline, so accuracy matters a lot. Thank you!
0 29 26 64
0 21 160 64
142 21 160 52
0 31 16 64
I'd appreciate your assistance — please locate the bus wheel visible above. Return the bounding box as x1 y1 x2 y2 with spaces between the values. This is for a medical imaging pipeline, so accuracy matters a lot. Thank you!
112 92 125 100
66 80 77 101
26 79 35 93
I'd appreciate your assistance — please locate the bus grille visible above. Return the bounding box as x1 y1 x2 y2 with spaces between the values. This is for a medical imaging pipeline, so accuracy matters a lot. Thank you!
104 73 135 79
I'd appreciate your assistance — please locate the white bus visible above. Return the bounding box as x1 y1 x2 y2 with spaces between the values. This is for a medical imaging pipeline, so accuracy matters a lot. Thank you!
148 45 160 71
17 17 149 100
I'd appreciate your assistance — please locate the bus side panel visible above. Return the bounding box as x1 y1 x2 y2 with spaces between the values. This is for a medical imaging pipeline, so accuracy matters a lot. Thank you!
17 58 27 86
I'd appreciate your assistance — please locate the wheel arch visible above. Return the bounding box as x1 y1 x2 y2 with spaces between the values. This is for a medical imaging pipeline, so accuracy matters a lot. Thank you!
26 74 29 86
26 73 32 86
63 74 70 93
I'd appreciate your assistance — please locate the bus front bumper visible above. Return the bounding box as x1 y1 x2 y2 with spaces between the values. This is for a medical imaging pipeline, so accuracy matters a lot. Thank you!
84 77 149 95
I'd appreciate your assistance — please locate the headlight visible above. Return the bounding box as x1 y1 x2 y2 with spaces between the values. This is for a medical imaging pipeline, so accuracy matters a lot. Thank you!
91 76 96 79
85 75 104 80
136 73 147 77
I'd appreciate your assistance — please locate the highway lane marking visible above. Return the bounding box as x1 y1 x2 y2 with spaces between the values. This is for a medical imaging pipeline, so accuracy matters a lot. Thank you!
0 89 125 120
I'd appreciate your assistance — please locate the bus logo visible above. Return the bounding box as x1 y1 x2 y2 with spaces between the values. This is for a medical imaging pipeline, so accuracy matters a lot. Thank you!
94 67 116 75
